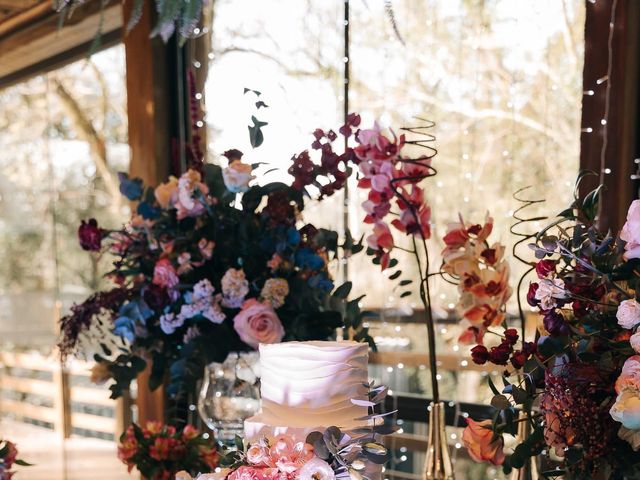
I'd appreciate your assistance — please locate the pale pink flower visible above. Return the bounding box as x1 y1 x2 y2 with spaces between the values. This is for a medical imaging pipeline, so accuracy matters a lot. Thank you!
160 313 183 334
153 258 179 289
632 332 640 354
621 200 640 260
223 160 255 193
618 299 640 329
297 457 335 480
616 356 640 393
534 277 566 311
221 268 250 308
268 436 314 474
227 466 268 480
175 169 209 220
246 443 272 467
366 222 394 251
233 299 285 348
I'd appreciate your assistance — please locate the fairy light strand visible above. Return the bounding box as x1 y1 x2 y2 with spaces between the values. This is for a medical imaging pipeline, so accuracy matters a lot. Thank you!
599 0 617 184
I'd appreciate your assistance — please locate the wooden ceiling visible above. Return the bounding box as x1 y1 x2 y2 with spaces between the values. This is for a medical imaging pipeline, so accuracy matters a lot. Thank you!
0 0 46 25
0 0 122 88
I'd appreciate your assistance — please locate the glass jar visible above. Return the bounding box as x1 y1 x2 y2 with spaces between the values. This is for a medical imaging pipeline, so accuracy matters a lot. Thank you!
197 352 260 442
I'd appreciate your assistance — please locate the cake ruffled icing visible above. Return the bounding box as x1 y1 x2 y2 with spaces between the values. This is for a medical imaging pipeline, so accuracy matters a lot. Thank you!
244 340 369 441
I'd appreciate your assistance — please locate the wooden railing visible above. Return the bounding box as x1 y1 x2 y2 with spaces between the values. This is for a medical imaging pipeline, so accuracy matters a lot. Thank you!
0 351 131 440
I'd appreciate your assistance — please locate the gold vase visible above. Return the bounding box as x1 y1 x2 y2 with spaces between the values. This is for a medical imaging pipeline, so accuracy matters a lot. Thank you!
423 401 455 480
509 412 538 480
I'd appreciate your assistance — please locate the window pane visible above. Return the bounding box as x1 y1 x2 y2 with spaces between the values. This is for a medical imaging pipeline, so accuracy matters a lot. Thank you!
0 46 129 351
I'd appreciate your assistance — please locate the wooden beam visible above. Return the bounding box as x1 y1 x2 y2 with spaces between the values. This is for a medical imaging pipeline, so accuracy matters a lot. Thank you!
579 0 640 232
0 0 122 85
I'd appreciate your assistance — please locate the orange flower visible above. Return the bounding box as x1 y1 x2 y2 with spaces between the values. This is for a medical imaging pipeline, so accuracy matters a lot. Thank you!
182 424 200 440
462 418 505 465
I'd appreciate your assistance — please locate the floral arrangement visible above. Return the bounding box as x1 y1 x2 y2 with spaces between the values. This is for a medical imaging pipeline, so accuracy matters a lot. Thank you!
118 421 218 480
455 178 640 478
58 113 373 401
177 384 394 480
0 439 29 479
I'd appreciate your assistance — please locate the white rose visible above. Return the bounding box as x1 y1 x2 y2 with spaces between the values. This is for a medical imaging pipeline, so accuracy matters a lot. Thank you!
617 299 640 329
223 160 254 193
198 469 231 480
298 457 335 480
534 277 566 311
611 388 640 430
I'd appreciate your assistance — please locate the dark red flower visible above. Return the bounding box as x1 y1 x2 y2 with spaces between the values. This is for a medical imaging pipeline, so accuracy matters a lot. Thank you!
526 283 539 307
488 343 512 366
504 328 519 345
143 284 168 311
535 259 556 279
78 218 103 251
471 345 489 365
510 350 527 369
543 310 569 336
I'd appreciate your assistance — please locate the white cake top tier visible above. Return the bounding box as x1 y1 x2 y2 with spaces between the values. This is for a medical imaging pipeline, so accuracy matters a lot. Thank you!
255 340 369 428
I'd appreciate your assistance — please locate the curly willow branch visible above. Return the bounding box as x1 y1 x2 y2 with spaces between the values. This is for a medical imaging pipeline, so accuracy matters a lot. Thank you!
510 187 547 339
389 119 440 402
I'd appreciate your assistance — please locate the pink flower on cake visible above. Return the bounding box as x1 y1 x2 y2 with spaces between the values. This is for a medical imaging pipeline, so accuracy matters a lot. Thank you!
268 436 314 474
246 443 272 467
154 176 178 209
228 466 268 480
175 169 209 220
233 299 285 348
153 259 179 290
221 268 250 308
621 200 640 260
461 418 505 465
223 160 255 193
617 299 640 329
297 457 335 480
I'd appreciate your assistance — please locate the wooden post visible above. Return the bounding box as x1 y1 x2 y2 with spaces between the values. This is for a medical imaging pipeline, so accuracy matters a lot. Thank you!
122 0 176 427
53 301 72 438
579 0 640 233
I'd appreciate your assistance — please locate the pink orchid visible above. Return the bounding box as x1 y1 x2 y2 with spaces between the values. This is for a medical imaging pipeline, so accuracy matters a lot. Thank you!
366 222 394 251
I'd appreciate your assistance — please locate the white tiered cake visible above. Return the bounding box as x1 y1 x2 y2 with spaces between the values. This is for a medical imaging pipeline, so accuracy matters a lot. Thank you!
244 340 369 442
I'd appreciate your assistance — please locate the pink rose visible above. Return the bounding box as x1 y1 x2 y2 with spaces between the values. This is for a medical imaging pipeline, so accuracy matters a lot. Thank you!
616 356 640 393
621 200 640 260
228 466 268 480
461 418 505 465
153 258 179 289
246 443 272 467
618 299 640 329
233 299 285 348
